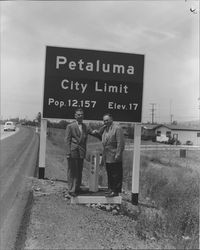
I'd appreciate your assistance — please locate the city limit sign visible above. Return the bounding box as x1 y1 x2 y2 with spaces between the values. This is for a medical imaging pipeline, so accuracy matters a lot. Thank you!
43 46 144 122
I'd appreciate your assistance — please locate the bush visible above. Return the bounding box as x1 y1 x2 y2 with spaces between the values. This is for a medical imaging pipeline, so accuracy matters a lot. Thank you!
138 162 199 248
135 208 166 240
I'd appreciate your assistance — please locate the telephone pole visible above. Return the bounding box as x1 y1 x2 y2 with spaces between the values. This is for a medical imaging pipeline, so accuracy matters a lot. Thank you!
150 103 156 124
198 97 200 125
170 99 173 124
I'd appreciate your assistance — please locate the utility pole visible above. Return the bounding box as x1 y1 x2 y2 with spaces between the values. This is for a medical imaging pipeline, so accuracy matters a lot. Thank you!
170 99 173 124
150 103 156 124
198 97 200 125
170 114 173 124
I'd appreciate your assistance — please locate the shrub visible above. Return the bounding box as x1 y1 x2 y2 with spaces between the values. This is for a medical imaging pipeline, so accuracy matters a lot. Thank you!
122 150 199 248
135 208 166 240
138 161 199 248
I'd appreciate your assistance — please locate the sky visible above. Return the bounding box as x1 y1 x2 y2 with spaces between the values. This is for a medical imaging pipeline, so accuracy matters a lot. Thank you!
1 0 199 123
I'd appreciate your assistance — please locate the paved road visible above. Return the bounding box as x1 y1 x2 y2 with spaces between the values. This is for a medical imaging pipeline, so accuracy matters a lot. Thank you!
0 126 39 250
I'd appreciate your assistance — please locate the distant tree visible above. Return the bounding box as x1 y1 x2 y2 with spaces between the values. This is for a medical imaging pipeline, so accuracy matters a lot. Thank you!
47 120 52 128
47 120 69 129
36 112 41 125
88 122 103 130
58 120 69 129
25 120 36 126
11 117 19 123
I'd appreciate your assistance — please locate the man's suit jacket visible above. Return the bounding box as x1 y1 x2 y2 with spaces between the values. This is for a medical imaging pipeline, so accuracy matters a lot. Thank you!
65 121 92 159
102 123 125 163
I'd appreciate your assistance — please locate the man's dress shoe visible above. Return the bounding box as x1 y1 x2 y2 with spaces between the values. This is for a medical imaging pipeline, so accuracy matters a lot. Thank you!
104 189 112 194
69 192 77 197
105 192 119 197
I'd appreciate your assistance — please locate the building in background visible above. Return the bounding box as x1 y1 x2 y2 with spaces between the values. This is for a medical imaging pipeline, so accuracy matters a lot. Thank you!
142 124 200 146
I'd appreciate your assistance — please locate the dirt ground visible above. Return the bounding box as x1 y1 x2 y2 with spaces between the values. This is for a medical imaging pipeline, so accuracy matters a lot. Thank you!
23 138 174 250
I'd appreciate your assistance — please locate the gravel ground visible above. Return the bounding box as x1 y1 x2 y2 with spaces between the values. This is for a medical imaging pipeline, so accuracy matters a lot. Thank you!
24 179 173 250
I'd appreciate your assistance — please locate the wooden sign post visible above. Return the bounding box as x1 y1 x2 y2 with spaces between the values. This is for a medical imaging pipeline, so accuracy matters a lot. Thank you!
38 119 47 179
131 123 141 205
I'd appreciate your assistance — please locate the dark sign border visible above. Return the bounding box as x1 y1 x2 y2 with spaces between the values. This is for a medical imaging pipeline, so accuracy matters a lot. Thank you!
42 46 145 122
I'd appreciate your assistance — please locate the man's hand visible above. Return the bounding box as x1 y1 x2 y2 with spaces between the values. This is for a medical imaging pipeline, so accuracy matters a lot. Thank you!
66 154 71 159
99 154 104 166
115 154 120 161
91 130 98 135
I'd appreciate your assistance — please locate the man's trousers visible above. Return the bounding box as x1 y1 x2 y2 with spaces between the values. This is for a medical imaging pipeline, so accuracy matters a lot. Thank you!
67 158 84 193
106 162 123 194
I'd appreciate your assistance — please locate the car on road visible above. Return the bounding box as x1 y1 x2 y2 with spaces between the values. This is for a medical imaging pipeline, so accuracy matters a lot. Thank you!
185 140 193 146
156 134 169 143
168 138 181 145
4 121 16 131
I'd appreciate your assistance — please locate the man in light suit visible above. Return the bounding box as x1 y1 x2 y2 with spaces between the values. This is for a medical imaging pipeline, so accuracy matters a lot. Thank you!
101 113 125 197
65 108 98 197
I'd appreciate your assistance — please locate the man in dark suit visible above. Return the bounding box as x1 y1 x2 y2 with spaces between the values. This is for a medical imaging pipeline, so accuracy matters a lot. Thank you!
101 113 125 197
65 108 97 197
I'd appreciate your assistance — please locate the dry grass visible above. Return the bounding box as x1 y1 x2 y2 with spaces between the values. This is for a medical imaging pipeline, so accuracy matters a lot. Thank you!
124 150 199 249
